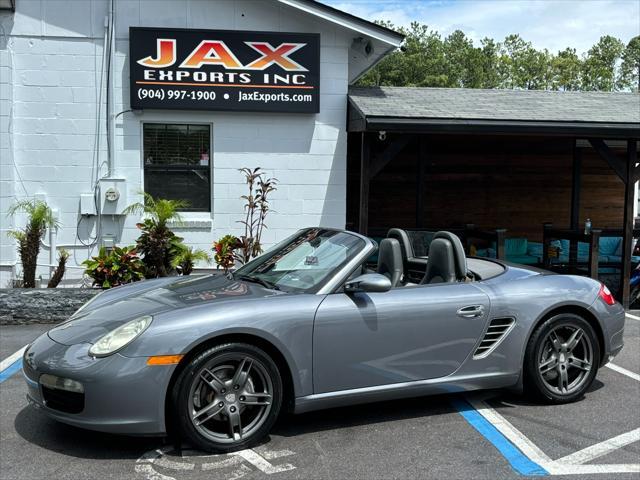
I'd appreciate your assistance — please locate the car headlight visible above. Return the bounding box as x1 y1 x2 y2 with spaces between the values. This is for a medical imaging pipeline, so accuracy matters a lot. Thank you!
88 315 152 357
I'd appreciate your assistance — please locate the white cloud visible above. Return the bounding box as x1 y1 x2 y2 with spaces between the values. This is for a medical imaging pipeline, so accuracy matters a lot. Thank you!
324 0 640 54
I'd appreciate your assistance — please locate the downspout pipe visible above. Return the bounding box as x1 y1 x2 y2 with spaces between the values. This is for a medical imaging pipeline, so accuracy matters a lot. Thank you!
48 209 58 279
106 0 115 178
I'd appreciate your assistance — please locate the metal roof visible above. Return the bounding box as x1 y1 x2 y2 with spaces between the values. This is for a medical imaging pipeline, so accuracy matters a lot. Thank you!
348 86 640 137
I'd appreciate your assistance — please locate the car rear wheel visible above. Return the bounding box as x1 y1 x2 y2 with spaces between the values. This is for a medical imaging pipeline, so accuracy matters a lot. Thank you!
524 313 600 404
173 343 282 452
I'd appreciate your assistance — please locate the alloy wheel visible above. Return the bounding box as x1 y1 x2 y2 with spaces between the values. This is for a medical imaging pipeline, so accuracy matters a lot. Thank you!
188 354 273 444
537 324 593 396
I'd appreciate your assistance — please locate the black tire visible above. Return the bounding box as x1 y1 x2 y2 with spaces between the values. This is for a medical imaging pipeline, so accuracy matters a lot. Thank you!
524 313 600 404
172 342 283 453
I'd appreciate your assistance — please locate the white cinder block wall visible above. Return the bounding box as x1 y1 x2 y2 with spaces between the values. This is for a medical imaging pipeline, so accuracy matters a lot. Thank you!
0 0 361 286
1 42 15 284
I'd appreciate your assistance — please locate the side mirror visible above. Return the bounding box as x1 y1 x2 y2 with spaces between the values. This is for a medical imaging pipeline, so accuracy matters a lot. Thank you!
344 273 392 293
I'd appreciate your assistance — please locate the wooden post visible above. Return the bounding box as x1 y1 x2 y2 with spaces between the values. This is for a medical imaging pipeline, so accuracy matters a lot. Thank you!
569 238 578 274
543 223 553 268
416 136 426 228
571 142 582 231
464 224 475 253
620 140 637 309
358 132 370 235
588 230 601 280
495 229 507 260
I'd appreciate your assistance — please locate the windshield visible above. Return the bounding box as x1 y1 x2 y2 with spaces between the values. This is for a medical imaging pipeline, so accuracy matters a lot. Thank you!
234 228 366 293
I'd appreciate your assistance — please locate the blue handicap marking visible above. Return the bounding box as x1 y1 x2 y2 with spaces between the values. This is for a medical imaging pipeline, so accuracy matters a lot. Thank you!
451 398 549 476
0 359 23 383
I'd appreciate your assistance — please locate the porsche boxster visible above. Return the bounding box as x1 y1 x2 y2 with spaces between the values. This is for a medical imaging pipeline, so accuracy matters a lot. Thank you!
22 227 626 452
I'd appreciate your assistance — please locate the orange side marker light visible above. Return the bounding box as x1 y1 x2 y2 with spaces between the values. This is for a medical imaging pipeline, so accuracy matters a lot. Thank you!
147 354 184 366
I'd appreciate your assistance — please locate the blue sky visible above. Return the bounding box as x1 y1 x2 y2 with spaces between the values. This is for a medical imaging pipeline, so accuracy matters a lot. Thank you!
322 0 640 54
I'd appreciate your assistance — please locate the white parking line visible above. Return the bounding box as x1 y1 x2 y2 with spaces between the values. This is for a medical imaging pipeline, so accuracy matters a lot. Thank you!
605 362 640 382
625 313 640 321
136 446 296 480
233 449 296 474
548 463 640 475
0 345 27 372
154 454 195 471
556 428 640 465
465 397 553 465
467 396 640 476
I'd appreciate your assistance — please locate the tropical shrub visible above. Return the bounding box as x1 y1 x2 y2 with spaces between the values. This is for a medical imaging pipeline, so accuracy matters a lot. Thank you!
172 245 211 275
82 246 145 288
236 167 277 264
212 235 241 272
47 249 69 288
8 199 59 288
124 193 187 278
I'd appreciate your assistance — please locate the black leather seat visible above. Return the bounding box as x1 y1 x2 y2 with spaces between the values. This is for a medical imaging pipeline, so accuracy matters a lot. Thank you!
387 228 414 275
377 238 404 288
421 231 468 284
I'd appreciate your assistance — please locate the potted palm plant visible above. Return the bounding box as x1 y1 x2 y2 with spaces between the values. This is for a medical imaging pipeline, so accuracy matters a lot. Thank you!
8 199 59 288
123 193 187 277
172 245 211 275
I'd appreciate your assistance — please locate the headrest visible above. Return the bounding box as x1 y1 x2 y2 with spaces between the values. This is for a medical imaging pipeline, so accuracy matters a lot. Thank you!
433 231 467 280
387 228 414 258
377 238 403 287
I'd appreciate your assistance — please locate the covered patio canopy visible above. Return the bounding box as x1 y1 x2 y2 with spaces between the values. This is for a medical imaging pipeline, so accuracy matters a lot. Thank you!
347 86 640 308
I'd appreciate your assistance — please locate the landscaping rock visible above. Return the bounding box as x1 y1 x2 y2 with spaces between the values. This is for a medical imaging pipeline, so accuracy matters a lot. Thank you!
0 289 98 325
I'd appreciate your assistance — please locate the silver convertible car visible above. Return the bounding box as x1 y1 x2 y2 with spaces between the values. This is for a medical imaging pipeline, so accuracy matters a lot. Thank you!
23 228 625 452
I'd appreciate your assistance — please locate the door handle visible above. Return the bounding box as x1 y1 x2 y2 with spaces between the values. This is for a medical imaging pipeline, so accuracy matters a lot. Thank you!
457 305 485 318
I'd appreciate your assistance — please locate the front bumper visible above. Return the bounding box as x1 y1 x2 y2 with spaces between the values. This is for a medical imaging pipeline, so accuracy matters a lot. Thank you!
23 332 175 435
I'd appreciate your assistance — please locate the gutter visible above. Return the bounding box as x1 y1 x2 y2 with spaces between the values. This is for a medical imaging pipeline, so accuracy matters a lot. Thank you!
277 0 404 46
356 117 640 138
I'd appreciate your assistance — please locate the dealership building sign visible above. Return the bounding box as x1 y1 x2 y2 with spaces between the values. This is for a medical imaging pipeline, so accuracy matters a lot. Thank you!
129 27 320 113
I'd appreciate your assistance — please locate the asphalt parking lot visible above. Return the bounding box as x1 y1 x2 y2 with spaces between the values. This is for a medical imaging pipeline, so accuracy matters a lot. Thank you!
1 316 638 480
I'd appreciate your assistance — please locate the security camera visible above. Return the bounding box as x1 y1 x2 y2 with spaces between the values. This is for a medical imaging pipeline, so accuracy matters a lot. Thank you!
352 37 374 57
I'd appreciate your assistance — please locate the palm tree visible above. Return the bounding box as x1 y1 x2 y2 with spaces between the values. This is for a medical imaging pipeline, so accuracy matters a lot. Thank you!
47 249 69 288
123 192 188 229
171 245 211 275
123 193 188 277
8 199 59 288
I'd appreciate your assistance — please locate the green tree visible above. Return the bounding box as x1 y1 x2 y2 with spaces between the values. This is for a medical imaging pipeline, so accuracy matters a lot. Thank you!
358 22 448 87
619 36 640 91
443 30 480 87
581 35 625 91
479 38 501 88
551 48 582 91
496 34 525 88
357 23 632 93
498 34 552 89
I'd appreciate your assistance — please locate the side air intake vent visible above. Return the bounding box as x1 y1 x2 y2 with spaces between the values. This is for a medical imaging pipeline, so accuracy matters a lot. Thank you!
473 318 515 359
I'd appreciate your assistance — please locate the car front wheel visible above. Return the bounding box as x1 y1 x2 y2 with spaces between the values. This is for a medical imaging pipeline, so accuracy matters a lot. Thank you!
173 342 282 452
524 313 600 404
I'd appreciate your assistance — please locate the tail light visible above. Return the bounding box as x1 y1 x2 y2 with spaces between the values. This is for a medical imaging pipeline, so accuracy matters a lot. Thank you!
598 284 616 306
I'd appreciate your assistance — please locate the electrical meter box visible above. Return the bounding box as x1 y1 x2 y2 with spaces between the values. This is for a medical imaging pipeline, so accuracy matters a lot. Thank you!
98 178 127 215
80 193 97 216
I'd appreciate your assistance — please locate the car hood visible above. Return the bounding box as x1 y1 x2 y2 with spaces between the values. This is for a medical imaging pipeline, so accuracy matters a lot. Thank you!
48 274 285 346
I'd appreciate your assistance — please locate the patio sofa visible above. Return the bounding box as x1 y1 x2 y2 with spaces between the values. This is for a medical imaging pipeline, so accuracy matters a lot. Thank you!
475 238 543 265
552 237 639 265
476 236 639 267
